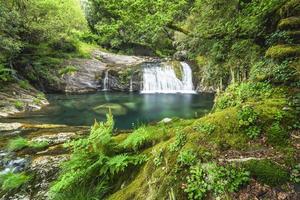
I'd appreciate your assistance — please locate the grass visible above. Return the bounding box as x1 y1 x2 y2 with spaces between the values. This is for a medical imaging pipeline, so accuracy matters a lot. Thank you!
14 100 24 110
7 137 49 151
0 172 31 191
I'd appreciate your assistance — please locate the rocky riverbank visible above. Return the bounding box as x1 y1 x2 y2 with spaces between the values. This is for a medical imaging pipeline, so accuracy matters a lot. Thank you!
0 123 89 200
0 84 48 118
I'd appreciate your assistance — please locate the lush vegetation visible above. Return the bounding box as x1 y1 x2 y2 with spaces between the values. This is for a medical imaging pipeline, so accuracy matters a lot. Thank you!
7 137 49 151
0 0 299 199
0 0 88 85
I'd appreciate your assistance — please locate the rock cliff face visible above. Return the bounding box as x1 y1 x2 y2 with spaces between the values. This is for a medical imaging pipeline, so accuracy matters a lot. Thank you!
56 50 147 93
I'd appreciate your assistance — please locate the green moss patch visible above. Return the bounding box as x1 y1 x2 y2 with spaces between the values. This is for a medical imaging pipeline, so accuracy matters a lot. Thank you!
278 17 300 30
278 0 300 18
244 160 289 186
265 44 300 59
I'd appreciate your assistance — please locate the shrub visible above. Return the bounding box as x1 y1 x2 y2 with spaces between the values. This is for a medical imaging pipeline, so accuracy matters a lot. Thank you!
59 65 78 77
244 160 289 186
50 38 78 53
184 163 249 200
214 82 273 110
0 64 14 82
18 80 31 89
250 59 297 84
0 172 31 191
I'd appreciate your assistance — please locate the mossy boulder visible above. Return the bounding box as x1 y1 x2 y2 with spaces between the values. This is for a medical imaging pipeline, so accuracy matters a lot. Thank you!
265 44 300 59
278 0 300 18
278 17 300 30
287 30 300 43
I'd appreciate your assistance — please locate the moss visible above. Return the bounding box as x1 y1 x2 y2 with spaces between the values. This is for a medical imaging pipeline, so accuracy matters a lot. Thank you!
278 17 300 30
278 0 300 18
7 137 49 152
265 44 300 59
244 160 289 186
266 123 289 146
166 61 183 80
286 30 300 42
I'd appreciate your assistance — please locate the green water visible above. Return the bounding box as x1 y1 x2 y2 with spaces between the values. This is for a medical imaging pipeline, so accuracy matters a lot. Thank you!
5 92 214 129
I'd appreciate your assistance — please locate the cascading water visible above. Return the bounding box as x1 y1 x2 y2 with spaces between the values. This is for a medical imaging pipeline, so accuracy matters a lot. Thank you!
129 76 133 92
141 62 196 94
102 70 109 91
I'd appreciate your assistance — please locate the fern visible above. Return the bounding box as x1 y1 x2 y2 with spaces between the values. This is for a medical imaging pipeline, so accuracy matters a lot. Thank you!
50 113 147 199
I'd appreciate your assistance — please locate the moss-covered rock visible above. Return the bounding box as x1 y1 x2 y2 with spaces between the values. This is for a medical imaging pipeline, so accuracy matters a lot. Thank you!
265 44 300 59
278 0 300 18
278 17 300 30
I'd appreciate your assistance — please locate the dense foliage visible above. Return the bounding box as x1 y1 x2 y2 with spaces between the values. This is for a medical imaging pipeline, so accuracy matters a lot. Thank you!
0 0 87 83
85 0 191 54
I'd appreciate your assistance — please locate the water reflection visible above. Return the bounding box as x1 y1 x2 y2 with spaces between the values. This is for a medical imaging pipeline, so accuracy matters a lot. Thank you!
4 92 214 129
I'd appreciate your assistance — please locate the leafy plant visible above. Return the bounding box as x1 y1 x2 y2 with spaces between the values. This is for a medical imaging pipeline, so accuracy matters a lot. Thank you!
59 65 78 77
184 163 249 200
214 83 274 110
14 100 24 110
290 164 300 183
177 149 197 166
169 131 187 152
18 80 31 89
152 148 164 167
266 111 288 146
195 123 216 135
237 105 261 139
0 64 14 82
50 114 147 199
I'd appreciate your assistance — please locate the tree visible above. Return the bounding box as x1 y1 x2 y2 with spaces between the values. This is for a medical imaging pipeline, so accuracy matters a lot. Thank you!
86 0 191 50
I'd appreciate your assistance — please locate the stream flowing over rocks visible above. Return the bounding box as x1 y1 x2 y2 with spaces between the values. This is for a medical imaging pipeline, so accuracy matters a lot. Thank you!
0 123 89 200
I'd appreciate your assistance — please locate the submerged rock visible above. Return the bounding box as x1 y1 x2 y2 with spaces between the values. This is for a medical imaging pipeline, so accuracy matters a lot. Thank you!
93 103 127 116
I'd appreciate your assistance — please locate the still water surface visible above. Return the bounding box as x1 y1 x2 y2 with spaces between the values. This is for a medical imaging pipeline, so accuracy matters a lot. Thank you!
5 92 214 129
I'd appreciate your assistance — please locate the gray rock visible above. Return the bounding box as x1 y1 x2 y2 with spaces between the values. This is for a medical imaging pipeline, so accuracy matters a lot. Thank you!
0 123 23 131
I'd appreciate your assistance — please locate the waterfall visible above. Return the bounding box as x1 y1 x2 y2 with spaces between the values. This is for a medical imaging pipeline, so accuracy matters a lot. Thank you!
103 70 109 91
129 76 133 92
141 62 196 94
